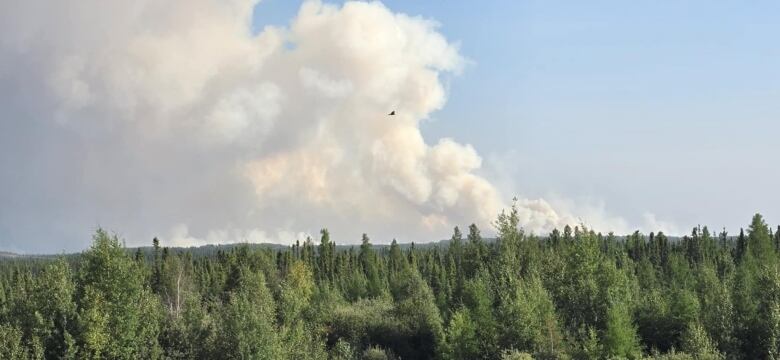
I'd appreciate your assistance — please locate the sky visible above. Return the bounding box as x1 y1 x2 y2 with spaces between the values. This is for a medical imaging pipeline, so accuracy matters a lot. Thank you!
1 0 778 253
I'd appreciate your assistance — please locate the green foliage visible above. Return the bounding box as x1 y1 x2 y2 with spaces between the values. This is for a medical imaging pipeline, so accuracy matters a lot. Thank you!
281 322 328 360
444 308 480 360
748 214 775 264
359 234 385 298
603 302 641 359
2 214 780 359
500 349 535 360
76 229 162 359
331 338 356 360
696 268 734 354
214 268 282 359
461 271 500 358
327 298 398 351
391 267 444 358
158 294 213 359
680 323 724 360
362 346 397 360
5 258 78 358
0 324 29 360
755 266 780 358
497 276 563 356
279 260 315 324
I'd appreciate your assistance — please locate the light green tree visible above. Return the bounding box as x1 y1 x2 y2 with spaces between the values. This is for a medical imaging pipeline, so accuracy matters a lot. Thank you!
76 229 162 359
603 302 641 359
214 267 282 359
498 275 563 357
680 323 724 360
444 308 480 360
0 324 29 360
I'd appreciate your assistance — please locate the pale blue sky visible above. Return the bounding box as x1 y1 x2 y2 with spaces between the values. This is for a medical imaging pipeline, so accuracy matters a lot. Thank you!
255 0 780 233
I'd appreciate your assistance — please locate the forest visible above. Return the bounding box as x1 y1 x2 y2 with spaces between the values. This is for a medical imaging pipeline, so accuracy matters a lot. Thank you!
1 207 780 359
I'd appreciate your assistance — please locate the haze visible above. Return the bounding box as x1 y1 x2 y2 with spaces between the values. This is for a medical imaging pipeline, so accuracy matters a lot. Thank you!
1 0 778 253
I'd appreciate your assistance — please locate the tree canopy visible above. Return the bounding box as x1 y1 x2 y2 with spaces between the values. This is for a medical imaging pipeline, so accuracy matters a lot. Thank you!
0 211 778 359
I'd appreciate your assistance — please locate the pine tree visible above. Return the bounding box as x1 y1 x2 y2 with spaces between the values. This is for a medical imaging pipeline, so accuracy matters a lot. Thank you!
449 226 464 271
359 234 383 298
463 224 485 278
388 239 405 276
775 226 780 254
318 229 334 283
152 237 162 294
736 228 748 262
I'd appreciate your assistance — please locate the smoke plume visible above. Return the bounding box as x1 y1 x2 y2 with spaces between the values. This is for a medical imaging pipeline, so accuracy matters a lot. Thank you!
0 0 668 251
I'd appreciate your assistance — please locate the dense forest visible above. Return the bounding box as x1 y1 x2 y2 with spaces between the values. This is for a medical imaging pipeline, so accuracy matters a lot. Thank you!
2 207 780 359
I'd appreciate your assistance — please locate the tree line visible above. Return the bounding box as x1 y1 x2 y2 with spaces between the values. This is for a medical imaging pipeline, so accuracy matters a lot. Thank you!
1 207 780 359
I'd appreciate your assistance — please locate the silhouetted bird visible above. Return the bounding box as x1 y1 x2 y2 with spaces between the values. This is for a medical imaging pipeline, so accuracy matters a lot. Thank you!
388 110 395 115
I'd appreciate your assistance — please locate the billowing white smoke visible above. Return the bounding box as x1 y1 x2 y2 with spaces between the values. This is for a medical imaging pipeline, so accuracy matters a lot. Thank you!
1 0 660 250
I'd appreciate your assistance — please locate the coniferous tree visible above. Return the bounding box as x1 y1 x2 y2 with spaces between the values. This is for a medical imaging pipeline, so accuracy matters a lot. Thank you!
318 229 334 284
775 226 780 254
2 213 780 359
152 237 162 294
736 228 748 262
463 224 485 278
388 239 405 276
359 234 383 298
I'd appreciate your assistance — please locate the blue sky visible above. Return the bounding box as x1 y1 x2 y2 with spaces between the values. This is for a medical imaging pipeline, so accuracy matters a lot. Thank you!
254 0 780 232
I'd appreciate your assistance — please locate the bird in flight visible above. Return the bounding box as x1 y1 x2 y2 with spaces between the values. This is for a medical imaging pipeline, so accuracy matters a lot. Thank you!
388 110 395 115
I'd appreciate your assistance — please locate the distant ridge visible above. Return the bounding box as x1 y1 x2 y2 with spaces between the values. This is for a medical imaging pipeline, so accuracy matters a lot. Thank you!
127 239 456 259
0 251 21 258
1 234 696 259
